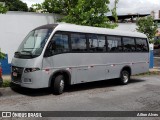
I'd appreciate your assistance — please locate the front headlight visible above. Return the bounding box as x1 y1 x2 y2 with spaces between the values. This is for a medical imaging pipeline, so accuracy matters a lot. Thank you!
24 68 40 73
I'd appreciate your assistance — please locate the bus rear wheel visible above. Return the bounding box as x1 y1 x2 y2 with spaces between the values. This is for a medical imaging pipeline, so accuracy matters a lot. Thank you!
52 75 65 95
120 70 130 85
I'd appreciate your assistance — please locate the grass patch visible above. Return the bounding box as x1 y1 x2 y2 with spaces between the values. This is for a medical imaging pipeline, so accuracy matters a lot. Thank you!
1 80 11 87
134 71 160 76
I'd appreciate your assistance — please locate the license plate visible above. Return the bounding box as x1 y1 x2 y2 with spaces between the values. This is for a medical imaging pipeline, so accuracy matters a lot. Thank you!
13 72 17 77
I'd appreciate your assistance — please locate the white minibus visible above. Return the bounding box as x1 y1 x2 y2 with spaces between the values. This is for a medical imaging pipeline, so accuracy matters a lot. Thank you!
11 24 149 94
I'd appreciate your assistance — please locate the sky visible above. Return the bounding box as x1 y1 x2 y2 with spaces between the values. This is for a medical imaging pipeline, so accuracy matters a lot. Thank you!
22 0 160 18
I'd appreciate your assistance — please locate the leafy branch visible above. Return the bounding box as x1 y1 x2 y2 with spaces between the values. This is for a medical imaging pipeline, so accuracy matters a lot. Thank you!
136 16 158 43
0 3 8 14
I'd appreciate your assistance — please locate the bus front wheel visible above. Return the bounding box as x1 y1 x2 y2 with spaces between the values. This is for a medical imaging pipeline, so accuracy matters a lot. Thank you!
120 70 130 85
52 75 65 95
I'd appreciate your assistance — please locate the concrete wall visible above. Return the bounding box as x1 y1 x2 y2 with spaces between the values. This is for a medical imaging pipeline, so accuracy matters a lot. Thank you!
0 11 62 63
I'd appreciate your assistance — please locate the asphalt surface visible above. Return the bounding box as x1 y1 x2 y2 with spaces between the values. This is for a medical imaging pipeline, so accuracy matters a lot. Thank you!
0 75 160 120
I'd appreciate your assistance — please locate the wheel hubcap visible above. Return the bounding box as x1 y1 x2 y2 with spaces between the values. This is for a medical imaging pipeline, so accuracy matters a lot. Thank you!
123 72 128 83
59 80 64 92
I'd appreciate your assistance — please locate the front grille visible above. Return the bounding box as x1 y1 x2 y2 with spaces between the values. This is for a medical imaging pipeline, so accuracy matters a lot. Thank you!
11 66 24 83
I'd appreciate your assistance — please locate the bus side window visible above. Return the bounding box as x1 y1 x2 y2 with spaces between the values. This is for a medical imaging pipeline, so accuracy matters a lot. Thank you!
122 37 136 52
89 34 106 52
44 33 69 57
135 38 148 52
71 33 87 52
107 36 122 52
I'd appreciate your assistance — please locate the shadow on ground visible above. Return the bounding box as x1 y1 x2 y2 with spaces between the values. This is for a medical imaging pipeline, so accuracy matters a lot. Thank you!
10 78 145 97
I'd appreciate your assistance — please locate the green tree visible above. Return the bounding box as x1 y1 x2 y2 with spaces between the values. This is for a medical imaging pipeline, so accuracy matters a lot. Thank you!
32 0 77 14
33 0 118 28
0 48 5 59
0 0 28 11
136 16 158 43
0 2 8 13
62 0 114 28
28 7 36 12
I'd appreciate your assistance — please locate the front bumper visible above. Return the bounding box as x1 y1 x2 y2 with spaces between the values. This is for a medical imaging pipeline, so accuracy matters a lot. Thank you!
11 66 50 89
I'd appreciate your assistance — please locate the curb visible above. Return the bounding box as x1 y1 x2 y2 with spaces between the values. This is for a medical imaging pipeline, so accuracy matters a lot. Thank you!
149 68 160 72
154 57 160 59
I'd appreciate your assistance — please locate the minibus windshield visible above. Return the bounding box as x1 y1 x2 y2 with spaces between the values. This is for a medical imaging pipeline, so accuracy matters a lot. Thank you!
15 28 53 58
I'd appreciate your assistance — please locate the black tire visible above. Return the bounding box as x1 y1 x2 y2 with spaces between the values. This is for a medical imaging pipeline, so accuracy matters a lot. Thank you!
119 70 130 85
52 75 65 95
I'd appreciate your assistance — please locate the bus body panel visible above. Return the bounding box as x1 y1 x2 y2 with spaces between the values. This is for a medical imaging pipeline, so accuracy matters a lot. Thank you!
42 53 149 85
11 56 43 68
11 52 149 88
20 70 49 88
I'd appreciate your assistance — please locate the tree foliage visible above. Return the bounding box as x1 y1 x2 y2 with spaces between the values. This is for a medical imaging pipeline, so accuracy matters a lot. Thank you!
32 0 77 14
32 0 118 28
0 49 5 59
62 0 113 28
0 52 5 59
0 0 28 11
0 3 8 14
136 16 158 43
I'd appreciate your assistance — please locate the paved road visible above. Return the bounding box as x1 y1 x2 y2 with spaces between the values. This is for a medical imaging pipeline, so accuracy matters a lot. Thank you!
0 75 160 120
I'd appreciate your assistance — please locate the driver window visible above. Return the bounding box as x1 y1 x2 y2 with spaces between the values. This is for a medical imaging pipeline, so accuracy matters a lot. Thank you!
45 33 69 56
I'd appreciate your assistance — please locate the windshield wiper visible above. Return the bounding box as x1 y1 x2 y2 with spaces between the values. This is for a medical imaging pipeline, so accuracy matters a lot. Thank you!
21 51 33 57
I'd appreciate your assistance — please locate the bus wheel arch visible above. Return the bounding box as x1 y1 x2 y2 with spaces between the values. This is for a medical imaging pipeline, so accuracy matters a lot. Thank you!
119 66 131 85
49 70 71 87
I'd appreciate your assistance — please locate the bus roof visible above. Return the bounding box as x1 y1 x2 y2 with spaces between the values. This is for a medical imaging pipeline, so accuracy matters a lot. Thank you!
38 23 147 38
